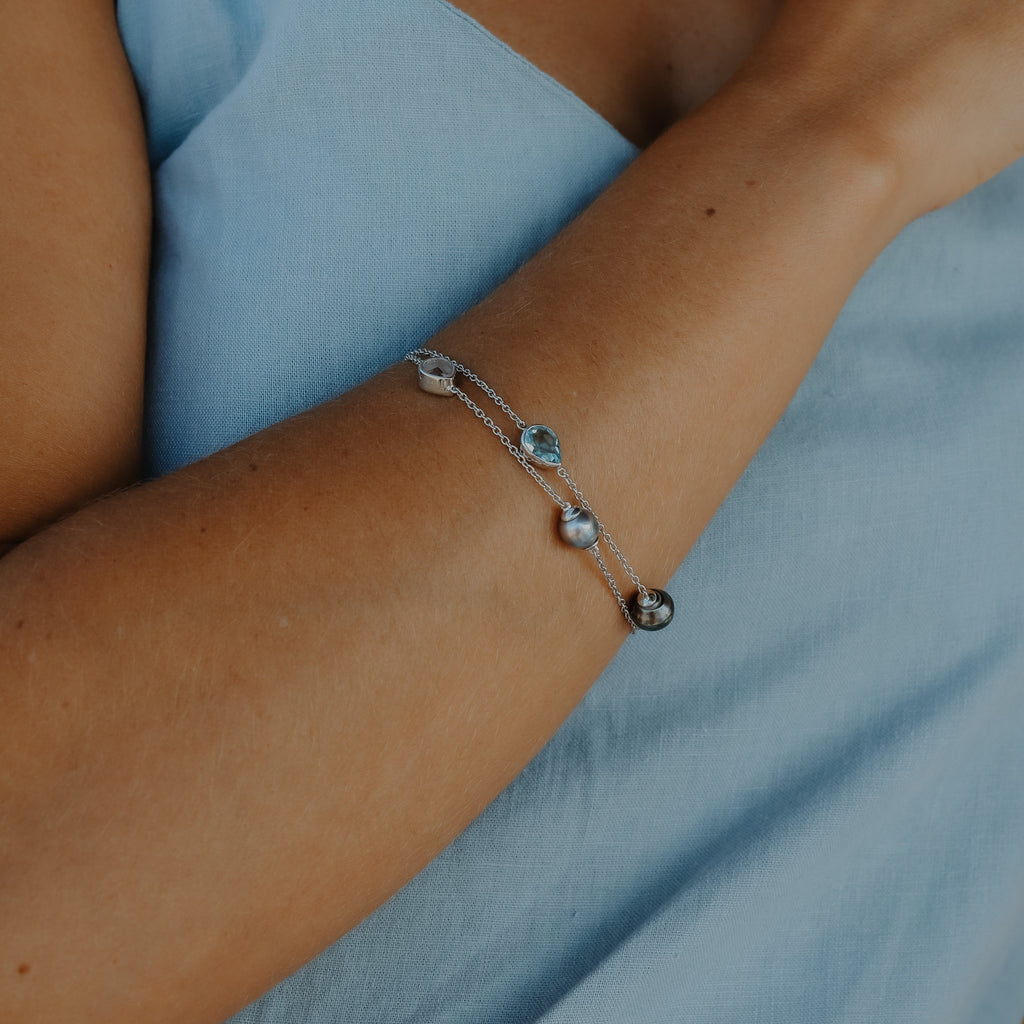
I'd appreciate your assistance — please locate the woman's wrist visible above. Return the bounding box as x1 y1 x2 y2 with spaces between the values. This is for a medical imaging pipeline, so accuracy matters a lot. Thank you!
725 1 1024 226
696 69 913 237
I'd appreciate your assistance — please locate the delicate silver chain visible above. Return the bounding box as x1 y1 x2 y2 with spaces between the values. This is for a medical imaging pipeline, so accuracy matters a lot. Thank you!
589 545 639 633
556 466 648 599
408 348 649 601
406 347 650 629
409 348 526 430
448 385 570 510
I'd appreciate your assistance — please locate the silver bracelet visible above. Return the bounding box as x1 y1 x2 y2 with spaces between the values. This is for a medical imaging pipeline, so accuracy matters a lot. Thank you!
405 348 673 633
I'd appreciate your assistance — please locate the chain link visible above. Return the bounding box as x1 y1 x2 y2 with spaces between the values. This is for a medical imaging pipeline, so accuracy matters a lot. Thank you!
589 545 639 633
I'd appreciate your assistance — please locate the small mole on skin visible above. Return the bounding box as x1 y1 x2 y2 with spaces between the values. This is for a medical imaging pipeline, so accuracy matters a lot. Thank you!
16 620 24 629
249 463 259 472
61 701 70 710
705 208 716 217
200 527 207 534
746 179 757 188
17 963 30 975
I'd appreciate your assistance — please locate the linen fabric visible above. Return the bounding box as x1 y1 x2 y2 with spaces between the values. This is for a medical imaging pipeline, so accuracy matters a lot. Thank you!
115 1 1024 1020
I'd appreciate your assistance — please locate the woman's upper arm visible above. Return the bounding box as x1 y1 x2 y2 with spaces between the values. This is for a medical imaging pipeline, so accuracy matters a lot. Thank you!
0 0 150 546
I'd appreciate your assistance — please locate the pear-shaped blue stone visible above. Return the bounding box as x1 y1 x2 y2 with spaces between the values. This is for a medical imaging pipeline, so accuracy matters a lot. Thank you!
520 424 562 469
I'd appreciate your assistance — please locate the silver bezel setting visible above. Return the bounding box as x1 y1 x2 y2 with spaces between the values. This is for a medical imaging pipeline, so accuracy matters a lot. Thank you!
520 423 562 470
417 355 457 396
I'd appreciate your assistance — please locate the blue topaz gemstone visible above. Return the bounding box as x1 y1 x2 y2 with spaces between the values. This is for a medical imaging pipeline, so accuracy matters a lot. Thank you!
520 424 562 469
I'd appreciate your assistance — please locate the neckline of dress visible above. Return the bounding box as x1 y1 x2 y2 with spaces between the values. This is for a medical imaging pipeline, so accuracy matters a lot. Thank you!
431 0 642 155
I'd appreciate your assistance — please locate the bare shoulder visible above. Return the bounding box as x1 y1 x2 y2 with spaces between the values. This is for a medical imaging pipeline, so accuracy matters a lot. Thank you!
0 0 151 547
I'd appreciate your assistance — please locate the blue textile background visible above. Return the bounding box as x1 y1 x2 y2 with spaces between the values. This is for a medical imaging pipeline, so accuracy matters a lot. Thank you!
116 1 1024 1020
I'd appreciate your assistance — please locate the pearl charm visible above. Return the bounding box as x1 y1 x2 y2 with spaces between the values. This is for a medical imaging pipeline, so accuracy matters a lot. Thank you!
417 355 457 396
628 588 674 631
558 506 600 549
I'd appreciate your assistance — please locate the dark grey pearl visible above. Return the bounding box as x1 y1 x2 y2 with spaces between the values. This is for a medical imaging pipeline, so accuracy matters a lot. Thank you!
628 589 674 631
558 506 600 549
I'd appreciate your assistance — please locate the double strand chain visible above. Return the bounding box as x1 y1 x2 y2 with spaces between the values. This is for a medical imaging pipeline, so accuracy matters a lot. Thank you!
405 348 674 633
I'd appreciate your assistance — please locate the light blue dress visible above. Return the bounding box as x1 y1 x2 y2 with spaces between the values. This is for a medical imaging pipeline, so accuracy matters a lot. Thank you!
116 2 1024 1020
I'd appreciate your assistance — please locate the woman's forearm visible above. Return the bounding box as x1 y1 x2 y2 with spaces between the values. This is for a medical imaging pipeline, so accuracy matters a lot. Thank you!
0 80 904 1023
